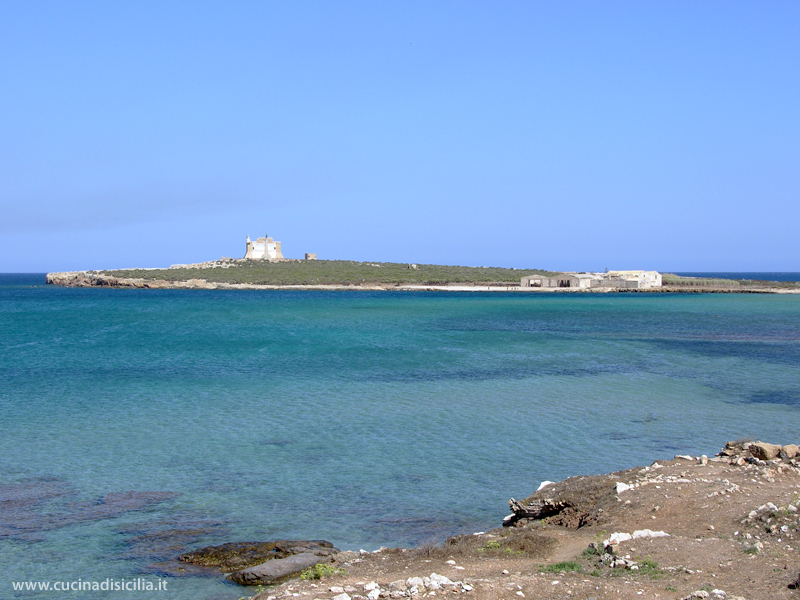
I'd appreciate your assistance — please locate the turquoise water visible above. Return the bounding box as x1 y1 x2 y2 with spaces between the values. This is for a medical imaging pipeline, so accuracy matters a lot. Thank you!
2 276 800 599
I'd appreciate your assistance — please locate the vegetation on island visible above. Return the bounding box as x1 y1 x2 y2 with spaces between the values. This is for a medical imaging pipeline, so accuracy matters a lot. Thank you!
101 260 556 286
662 273 800 290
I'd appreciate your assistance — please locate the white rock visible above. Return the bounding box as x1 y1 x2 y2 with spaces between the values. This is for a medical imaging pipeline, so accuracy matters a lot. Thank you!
606 532 633 545
502 569 509 575
429 574 453 586
329 587 345 594
406 578 424 588
427 582 441 590
537 480 554 491
332 595 351 600
408 585 419 596
460 584 473 592
367 589 380 600
616 482 632 493
364 583 380 592
445 560 456 565
632 529 670 539
515 592 525 597
711 590 726 598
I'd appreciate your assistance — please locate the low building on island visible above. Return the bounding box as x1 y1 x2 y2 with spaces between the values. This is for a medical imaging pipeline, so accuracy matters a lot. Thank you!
521 270 662 290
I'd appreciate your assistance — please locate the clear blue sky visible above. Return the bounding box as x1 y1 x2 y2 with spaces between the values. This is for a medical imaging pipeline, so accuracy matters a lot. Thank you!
2 1 798 272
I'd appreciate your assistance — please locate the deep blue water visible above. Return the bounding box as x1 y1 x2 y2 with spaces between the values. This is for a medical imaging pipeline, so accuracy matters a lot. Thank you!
2 274 800 599
674 272 800 282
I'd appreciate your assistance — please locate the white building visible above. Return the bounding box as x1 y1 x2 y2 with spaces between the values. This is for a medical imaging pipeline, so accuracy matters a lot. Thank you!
604 271 662 289
521 271 662 290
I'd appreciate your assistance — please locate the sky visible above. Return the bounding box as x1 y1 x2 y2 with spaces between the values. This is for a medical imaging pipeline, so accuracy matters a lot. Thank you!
1 1 798 272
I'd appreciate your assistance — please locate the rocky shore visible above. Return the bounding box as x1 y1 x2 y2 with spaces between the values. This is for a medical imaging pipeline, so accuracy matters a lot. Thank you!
177 440 800 600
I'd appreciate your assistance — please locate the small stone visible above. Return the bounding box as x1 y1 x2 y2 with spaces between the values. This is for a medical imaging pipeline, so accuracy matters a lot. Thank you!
700 455 709 466
502 569 510 575
445 560 456 565
367 589 380 600
330 587 345 594
406 578 424 589
708 525 715 531
460 584 473 592
332 595 351 600
429 574 453 586
515 592 525 597
364 583 380 592
389 581 407 591
616 482 632 493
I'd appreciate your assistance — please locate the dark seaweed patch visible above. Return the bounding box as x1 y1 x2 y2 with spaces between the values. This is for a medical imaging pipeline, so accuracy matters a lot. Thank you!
746 390 800 406
646 339 800 367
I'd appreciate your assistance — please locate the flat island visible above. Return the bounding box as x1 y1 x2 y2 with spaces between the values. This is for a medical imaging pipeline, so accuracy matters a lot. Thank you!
46 259 800 293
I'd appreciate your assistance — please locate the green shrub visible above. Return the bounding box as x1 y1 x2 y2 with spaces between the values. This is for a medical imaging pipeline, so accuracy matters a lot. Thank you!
300 563 342 580
542 561 582 573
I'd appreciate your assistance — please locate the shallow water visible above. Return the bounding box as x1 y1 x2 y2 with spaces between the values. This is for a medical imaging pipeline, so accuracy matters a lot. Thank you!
2 277 799 599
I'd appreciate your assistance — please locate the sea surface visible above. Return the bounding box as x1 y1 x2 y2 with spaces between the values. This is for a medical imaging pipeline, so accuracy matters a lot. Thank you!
2 273 800 599
674 272 800 282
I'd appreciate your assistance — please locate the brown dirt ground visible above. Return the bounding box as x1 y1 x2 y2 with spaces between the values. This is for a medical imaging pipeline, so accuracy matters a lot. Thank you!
241 452 800 600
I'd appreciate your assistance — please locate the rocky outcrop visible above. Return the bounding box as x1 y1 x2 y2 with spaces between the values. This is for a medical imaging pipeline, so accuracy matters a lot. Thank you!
717 439 800 467
228 552 328 585
505 474 617 529
45 271 219 289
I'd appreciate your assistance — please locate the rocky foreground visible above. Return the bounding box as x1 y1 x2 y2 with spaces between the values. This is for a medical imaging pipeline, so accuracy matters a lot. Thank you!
184 440 800 600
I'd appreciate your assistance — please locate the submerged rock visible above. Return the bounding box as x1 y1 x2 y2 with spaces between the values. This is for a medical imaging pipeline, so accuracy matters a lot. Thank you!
179 539 337 572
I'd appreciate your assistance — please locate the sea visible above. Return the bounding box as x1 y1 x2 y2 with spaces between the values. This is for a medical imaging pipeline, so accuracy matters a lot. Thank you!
2 273 800 599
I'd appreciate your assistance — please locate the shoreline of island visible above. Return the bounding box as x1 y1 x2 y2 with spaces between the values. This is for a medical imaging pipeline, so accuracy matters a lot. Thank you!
44 270 800 294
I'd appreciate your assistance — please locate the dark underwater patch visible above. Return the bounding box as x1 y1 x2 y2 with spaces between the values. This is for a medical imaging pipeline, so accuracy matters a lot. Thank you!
746 390 800 406
645 339 800 367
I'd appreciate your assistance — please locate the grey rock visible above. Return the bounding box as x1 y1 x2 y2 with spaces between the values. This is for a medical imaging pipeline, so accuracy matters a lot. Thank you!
228 552 325 586
389 580 407 591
